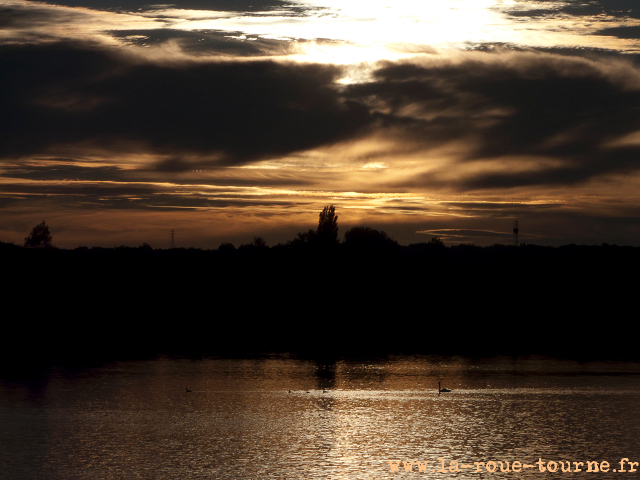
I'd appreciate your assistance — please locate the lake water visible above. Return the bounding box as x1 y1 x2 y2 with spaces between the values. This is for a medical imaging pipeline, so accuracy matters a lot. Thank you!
1 355 640 479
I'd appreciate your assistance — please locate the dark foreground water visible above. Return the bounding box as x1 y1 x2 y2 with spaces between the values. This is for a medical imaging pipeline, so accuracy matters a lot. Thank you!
1 356 640 480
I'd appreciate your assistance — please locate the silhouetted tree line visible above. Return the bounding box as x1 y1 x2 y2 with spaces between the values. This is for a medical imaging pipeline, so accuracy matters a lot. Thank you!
1 209 639 368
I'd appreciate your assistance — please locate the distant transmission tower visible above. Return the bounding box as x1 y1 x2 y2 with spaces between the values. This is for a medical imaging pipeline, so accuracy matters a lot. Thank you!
170 229 175 249
513 220 519 247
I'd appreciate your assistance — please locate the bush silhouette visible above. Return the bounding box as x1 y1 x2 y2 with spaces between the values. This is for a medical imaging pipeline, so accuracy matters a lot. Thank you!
253 237 267 248
24 221 52 248
428 236 445 247
291 229 315 246
344 226 397 248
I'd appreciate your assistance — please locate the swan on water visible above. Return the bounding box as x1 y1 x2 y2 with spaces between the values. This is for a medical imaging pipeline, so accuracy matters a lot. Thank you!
438 382 451 393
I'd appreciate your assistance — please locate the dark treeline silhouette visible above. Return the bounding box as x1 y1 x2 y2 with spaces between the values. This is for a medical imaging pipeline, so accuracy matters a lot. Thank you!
1 215 639 367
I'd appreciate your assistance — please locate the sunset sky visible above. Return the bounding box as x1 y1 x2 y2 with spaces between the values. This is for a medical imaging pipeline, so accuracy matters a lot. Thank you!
1 0 640 248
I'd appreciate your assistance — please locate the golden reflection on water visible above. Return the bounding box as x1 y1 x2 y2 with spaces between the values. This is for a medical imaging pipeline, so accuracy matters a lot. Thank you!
1 356 640 479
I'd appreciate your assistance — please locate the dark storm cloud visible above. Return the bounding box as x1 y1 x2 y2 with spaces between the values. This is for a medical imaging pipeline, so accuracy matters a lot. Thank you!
4 36 640 192
0 41 374 165
460 69 640 175
596 26 640 39
455 150 640 190
345 52 640 190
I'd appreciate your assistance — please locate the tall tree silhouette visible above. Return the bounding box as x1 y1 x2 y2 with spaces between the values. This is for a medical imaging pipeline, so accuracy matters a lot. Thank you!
24 221 52 248
317 205 338 243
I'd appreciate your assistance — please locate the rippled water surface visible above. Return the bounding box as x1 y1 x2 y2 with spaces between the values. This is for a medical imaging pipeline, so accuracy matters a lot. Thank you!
1 356 640 479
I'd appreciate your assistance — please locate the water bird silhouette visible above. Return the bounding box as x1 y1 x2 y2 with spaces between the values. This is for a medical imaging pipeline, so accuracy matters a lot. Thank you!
185 387 192 393
438 382 451 394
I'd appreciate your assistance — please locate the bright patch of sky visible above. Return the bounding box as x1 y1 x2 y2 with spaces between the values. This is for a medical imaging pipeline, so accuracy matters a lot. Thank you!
141 0 640 55
6 0 640 58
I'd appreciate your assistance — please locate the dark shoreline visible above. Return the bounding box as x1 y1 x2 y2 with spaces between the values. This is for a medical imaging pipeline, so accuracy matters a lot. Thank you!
2 241 638 365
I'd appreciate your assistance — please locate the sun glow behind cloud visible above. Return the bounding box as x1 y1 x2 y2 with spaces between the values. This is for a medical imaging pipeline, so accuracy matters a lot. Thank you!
7 0 638 59
141 0 640 61
180 0 508 46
